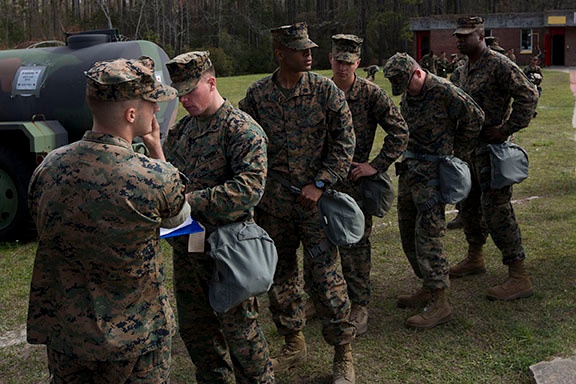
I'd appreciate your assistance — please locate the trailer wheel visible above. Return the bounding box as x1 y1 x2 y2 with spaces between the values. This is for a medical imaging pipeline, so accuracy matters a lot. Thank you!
0 147 36 242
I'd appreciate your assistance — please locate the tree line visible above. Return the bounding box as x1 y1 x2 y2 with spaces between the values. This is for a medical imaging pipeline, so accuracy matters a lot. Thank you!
1 0 574 76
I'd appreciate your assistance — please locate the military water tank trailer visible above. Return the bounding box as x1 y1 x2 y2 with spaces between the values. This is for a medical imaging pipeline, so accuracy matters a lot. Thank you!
0 29 178 241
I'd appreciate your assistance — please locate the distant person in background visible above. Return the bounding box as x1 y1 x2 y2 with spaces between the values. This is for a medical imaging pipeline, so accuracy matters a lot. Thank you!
419 49 437 75
485 36 505 54
437 51 449 78
447 53 462 74
524 56 543 97
27 57 190 383
363 64 380 81
506 48 517 63
534 47 544 63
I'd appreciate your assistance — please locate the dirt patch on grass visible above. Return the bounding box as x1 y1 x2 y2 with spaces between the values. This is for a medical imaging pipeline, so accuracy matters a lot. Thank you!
0 325 26 348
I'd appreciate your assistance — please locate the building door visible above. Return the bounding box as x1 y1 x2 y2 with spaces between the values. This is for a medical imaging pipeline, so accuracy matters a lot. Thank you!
549 27 565 66
551 34 565 65
416 31 430 62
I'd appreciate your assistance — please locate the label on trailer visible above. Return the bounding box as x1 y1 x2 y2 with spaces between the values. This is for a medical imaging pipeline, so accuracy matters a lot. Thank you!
13 66 47 97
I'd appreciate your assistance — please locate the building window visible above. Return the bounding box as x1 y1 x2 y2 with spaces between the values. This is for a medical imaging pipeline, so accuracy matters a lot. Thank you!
521 29 533 52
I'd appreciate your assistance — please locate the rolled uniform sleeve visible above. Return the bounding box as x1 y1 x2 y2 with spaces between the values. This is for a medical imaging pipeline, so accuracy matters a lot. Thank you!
448 87 485 160
315 86 355 185
343 77 408 173
503 67 539 136
363 80 408 171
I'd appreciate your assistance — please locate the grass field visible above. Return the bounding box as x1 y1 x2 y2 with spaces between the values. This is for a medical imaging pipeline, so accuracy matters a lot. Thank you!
1 68 575 383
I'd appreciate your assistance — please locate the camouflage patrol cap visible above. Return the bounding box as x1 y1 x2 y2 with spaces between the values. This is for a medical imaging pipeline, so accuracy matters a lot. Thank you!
331 34 363 63
382 52 417 96
166 51 212 96
453 16 485 35
85 56 177 102
271 22 318 50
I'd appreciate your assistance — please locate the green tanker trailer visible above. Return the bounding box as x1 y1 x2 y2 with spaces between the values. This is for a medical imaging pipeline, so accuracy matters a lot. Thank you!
0 29 178 241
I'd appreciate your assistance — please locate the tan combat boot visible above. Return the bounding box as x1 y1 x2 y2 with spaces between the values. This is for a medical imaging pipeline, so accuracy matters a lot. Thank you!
271 331 307 373
447 212 463 229
349 304 368 336
396 287 432 309
449 244 486 278
405 288 453 329
333 343 355 384
486 260 534 301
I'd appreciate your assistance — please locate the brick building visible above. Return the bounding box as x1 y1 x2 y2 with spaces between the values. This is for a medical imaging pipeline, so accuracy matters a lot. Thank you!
410 10 576 67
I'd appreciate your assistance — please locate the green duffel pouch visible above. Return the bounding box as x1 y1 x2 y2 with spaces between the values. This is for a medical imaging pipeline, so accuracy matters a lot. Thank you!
487 141 529 189
318 189 365 246
438 155 472 204
359 171 395 217
208 221 278 313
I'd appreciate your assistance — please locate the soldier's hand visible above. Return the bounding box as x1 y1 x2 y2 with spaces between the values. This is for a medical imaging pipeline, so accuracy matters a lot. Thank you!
349 162 378 181
298 184 323 210
142 115 161 142
481 124 508 144
141 116 165 160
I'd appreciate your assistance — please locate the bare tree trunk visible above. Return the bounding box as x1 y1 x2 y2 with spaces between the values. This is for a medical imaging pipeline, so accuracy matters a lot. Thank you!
135 0 146 39
96 0 114 29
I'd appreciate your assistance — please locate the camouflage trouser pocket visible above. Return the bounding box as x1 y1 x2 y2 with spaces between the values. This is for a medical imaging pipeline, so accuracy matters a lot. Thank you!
47 343 172 384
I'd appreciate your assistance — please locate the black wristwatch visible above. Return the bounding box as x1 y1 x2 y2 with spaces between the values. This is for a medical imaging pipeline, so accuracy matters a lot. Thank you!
315 180 325 189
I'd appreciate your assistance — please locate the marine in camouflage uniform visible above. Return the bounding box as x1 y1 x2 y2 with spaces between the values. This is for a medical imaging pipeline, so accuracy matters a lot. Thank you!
451 17 539 301
524 56 543 97
383 53 484 329
419 50 437 75
163 51 273 384
485 36 506 53
507 48 517 63
27 57 189 382
239 23 357 383
362 64 380 81
325 34 408 335
437 51 449 78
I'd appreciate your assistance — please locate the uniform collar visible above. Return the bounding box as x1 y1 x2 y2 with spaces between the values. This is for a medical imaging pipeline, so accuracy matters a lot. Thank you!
82 131 132 150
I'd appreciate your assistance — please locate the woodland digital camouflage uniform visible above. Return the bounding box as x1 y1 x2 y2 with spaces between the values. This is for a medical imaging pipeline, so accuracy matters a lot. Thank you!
394 62 484 289
452 46 538 265
27 132 187 360
163 100 273 383
27 56 186 383
329 42 409 308
239 70 357 346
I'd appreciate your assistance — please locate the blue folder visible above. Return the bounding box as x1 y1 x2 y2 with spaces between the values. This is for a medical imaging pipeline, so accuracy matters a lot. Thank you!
160 218 204 239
